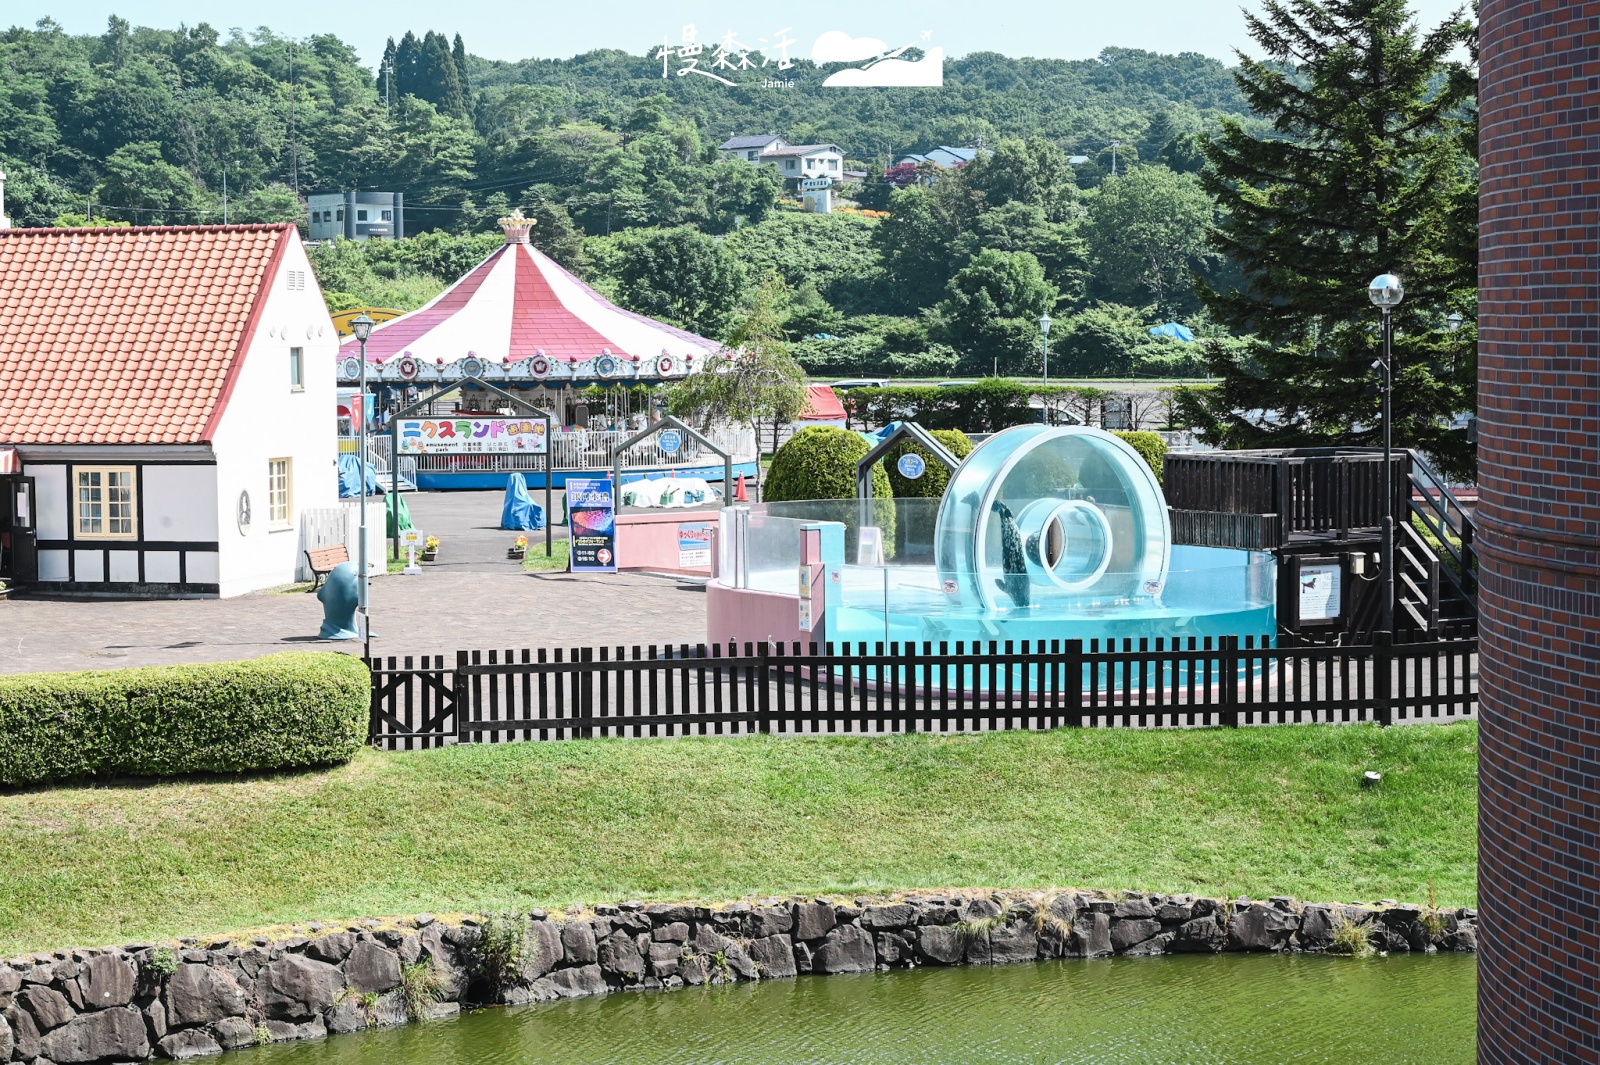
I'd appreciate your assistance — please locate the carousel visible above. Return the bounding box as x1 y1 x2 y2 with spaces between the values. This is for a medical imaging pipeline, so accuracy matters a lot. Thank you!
336 211 753 489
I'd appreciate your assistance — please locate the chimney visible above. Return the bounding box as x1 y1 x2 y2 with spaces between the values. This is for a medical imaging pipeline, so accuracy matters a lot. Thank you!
0 169 9 230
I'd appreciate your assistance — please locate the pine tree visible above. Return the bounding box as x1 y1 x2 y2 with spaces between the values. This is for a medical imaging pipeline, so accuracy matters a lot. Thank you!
1190 0 1477 478
452 33 471 99
393 31 421 98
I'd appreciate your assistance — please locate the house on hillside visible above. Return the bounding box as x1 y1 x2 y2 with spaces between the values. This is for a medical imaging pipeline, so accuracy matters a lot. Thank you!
307 191 406 242
717 134 790 161
0 224 339 597
896 146 985 170
718 136 846 182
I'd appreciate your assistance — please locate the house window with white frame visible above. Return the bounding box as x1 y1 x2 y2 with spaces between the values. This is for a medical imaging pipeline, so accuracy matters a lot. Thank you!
268 458 293 528
76 467 136 539
289 347 304 391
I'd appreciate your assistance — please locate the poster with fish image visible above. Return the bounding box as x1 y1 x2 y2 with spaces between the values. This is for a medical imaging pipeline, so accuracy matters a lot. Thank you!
567 477 617 573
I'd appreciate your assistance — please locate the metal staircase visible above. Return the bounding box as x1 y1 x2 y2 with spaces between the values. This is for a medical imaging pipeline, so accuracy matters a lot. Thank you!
1396 450 1477 636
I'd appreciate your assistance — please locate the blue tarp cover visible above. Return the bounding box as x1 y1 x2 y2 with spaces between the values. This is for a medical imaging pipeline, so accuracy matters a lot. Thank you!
1149 322 1197 342
501 472 546 530
337 453 383 497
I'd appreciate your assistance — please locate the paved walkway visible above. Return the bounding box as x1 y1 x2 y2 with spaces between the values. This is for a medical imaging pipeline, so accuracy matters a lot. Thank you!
0 491 710 675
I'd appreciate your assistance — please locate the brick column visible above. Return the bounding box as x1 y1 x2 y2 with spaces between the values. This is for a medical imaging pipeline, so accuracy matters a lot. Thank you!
1477 2 1600 1062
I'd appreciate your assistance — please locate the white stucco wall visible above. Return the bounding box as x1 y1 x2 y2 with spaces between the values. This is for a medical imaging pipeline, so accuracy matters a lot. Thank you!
210 231 341 597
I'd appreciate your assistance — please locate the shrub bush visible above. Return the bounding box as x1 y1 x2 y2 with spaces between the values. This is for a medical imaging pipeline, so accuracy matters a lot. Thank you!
764 426 894 556
884 429 974 499
0 653 370 787
1112 430 1168 484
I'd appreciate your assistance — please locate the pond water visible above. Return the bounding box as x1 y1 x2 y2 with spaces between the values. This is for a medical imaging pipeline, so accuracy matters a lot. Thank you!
254 953 1475 1065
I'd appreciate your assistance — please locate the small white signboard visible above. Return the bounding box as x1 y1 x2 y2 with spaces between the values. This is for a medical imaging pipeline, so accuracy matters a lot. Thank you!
1299 564 1341 621
400 529 425 575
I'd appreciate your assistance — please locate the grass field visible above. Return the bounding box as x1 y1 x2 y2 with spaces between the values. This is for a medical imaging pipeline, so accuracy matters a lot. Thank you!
0 722 1477 954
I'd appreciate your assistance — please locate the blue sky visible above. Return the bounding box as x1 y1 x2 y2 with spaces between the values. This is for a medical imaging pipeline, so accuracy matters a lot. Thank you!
17 0 1473 67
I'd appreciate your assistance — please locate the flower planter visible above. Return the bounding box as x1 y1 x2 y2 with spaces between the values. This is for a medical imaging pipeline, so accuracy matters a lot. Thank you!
507 548 526 560
421 550 438 562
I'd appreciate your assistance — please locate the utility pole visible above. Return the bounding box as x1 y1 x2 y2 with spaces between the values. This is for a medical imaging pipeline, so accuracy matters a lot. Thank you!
287 44 300 194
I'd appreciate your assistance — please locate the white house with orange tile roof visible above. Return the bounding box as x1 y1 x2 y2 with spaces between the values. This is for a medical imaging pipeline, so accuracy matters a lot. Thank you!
0 223 339 597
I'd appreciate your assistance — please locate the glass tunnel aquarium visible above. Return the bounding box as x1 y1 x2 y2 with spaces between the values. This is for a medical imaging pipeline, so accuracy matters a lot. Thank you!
720 426 1276 666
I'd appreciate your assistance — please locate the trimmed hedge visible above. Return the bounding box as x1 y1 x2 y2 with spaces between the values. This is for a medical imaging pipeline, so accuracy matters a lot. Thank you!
764 425 894 556
1112 431 1168 484
0 653 371 787
884 428 974 499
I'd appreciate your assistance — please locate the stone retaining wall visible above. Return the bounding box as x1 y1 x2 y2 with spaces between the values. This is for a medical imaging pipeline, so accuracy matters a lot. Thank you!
1 889 1478 1062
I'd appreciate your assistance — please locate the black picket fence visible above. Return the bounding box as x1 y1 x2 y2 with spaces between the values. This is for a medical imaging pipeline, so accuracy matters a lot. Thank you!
366 634 1478 750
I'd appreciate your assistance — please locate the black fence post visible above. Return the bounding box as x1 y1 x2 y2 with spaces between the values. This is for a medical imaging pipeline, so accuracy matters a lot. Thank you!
759 641 772 735
1066 639 1084 727
1222 635 1240 728
367 658 381 745
452 649 468 744
1375 631 1394 727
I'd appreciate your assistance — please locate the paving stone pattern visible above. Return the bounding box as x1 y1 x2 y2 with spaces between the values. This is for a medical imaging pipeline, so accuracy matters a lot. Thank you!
1 492 708 675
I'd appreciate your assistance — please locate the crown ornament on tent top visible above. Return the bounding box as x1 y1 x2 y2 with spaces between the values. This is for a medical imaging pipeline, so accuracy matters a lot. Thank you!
499 208 536 244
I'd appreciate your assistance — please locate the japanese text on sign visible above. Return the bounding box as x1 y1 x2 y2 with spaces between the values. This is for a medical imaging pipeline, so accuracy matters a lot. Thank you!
396 418 548 455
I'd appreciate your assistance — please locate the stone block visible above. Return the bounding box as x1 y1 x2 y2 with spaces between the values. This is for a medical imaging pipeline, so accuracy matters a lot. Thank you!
749 935 797 979
746 907 793 939
210 1016 256 1051
157 1028 224 1060
916 926 964 966
875 932 912 966
344 942 401 995
306 934 355 965
4 1004 40 1060
19 985 74 1031
560 922 598 966
861 905 917 932
1228 902 1299 952
39 1006 150 1064
988 923 1039 965
323 998 369 1035
76 955 135 1010
647 942 682 979
1110 919 1161 954
1170 915 1225 953
651 923 690 944
1071 913 1112 958
1296 905 1334 950
1113 899 1157 920
598 931 645 981
813 926 875 974
792 903 837 942
522 921 563 980
260 955 344 1022
723 943 760 981
165 964 247 1027
547 965 607 999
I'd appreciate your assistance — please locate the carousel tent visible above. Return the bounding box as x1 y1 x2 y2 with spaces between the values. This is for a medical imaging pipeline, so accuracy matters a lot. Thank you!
336 211 721 390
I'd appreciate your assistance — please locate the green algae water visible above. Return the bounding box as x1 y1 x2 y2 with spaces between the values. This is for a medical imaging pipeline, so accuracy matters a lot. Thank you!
252 953 1474 1064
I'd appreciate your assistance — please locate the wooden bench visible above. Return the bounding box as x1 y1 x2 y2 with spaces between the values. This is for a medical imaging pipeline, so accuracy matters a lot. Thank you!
304 544 350 591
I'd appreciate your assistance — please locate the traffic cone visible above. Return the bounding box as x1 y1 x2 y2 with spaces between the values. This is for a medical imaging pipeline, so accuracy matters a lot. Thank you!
735 473 749 502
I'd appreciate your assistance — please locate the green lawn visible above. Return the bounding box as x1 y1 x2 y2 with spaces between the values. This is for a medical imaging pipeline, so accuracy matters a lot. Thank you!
0 722 1477 954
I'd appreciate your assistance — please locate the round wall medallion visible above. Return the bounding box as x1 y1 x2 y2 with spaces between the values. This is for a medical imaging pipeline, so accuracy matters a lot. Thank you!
595 355 617 377
529 355 551 377
657 356 676 375
340 356 362 380
396 355 419 380
237 490 253 535
460 356 485 378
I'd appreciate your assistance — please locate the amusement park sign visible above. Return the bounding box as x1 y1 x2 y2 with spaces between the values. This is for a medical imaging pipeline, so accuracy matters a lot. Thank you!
396 417 548 454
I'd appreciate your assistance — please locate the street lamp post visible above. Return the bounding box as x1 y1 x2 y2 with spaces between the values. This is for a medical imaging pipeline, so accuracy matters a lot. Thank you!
350 313 375 656
1367 274 1404 637
1039 312 1053 393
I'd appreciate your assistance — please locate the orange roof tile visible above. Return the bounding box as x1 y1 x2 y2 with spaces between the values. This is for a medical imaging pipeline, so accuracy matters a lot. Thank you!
0 224 293 446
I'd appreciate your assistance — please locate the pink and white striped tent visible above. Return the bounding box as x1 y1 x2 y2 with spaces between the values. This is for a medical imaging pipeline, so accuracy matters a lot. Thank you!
335 213 720 389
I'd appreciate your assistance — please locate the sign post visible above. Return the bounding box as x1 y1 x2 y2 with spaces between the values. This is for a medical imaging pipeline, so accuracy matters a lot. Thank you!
567 477 617 573
399 529 424 575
